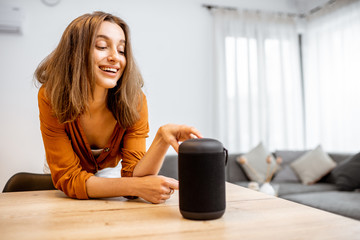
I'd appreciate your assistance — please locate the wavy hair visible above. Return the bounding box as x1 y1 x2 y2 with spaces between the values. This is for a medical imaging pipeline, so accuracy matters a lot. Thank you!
35 11 144 128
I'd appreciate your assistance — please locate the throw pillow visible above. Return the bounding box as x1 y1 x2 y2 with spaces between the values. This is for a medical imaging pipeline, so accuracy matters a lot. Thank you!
236 142 277 183
330 152 360 191
290 145 337 185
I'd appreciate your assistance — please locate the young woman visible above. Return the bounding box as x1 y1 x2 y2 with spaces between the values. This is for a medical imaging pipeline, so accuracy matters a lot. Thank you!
35 11 202 203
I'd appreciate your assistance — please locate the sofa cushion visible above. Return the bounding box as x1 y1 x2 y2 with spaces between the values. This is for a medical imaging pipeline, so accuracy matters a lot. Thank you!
290 145 337 185
236 142 277 183
329 152 360 191
272 166 300 182
275 182 338 196
273 150 305 183
282 191 360 221
274 150 307 164
328 152 354 165
232 182 337 197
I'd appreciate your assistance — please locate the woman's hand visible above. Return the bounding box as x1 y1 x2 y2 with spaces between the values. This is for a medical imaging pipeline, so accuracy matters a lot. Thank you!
158 124 203 153
134 175 179 204
133 124 202 179
85 175 178 203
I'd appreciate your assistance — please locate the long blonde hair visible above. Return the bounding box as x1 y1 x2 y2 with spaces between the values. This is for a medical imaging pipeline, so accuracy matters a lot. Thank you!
35 11 144 128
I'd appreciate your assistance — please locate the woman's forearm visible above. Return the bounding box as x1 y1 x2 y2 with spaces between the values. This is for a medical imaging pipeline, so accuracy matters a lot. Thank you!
132 127 169 177
86 174 178 203
86 176 138 198
86 127 171 199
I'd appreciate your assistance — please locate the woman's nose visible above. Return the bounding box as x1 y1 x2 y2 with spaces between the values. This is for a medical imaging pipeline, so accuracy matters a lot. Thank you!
107 49 121 62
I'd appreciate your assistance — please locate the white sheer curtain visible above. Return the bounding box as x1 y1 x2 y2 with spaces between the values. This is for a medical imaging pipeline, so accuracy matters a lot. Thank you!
212 9 304 152
302 0 360 152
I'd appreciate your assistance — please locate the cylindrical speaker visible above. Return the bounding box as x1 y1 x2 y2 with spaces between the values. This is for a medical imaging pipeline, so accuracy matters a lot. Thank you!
178 138 228 220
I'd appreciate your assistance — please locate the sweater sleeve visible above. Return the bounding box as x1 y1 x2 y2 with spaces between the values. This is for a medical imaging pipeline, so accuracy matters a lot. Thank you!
121 93 150 177
38 87 93 199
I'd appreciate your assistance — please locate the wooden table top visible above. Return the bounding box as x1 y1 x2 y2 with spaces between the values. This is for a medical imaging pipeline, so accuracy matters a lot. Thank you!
1 182 359 240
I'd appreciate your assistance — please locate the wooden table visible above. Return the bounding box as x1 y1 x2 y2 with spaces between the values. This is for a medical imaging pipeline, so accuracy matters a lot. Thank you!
1 182 359 240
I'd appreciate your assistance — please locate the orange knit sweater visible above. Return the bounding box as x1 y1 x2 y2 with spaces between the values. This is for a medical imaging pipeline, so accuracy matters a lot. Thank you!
38 87 149 199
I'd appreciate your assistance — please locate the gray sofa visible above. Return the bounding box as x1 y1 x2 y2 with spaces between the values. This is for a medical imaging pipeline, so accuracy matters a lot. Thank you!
159 151 360 221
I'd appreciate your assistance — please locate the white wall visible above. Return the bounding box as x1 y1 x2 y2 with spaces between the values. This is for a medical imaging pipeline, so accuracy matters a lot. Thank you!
0 0 312 190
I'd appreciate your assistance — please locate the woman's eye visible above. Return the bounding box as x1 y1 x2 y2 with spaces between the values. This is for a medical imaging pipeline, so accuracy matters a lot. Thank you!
96 45 107 50
118 50 125 55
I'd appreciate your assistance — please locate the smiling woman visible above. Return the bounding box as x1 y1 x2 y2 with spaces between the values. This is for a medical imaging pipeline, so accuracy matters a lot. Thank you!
35 12 141 128
34 11 202 203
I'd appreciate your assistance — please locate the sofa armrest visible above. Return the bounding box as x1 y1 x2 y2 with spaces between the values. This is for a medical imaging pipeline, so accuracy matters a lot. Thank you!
159 155 178 180
226 154 249 183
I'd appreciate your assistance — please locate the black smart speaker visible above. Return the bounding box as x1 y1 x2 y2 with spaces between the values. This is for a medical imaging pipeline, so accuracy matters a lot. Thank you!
178 138 228 220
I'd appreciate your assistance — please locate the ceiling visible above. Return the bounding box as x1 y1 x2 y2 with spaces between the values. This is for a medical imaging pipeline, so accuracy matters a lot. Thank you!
201 0 331 15
292 0 330 14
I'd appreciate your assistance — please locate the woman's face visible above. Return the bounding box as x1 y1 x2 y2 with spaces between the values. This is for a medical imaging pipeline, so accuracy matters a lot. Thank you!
93 21 127 89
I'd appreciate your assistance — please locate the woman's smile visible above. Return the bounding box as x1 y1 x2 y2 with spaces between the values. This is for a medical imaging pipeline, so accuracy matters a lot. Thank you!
99 66 120 73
